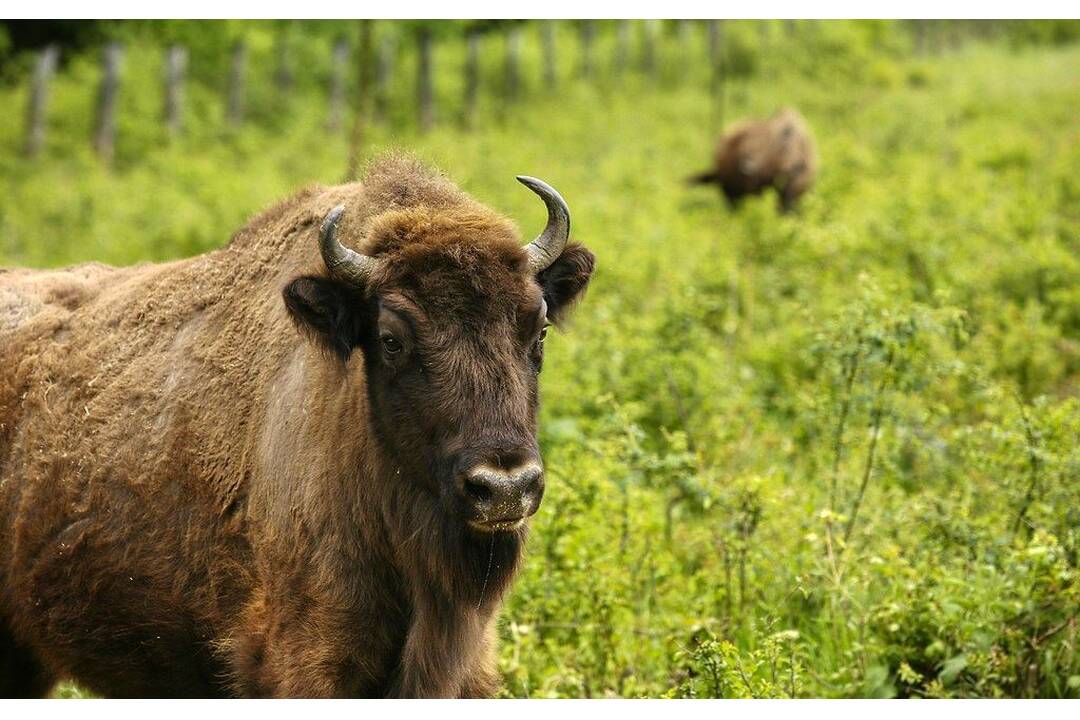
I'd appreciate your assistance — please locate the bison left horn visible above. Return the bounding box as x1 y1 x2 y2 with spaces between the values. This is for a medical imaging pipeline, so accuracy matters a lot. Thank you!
319 204 377 285
517 175 570 273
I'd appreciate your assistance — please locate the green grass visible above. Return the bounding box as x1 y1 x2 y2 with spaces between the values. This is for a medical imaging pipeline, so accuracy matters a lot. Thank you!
2 21 1079 698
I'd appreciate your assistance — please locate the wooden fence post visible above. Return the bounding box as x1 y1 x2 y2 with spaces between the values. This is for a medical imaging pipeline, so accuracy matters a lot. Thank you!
463 29 480 130
24 44 59 158
163 45 188 137
274 24 293 94
374 33 395 123
417 27 435 133
614 20 631 79
678 19 692 44
93 42 123 163
708 20 725 132
227 40 247 127
346 20 374 180
947 20 962 50
504 25 522 103
931 19 944 54
327 37 350 132
579 20 594 79
641 19 659 79
678 20 697 84
541 21 557 88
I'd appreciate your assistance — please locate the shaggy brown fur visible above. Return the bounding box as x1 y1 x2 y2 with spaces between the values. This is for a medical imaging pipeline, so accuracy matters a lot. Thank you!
0 154 594 698
690 107 818 213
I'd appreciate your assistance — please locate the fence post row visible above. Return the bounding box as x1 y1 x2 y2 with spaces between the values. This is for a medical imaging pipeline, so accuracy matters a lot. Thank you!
93 42 123 163
164 45 188 137
19 20 986 159
24 44 59 157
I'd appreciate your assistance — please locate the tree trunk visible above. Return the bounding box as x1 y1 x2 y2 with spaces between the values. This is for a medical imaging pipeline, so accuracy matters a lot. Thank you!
163 45 188 137
93 42 123 164
24 44 59 158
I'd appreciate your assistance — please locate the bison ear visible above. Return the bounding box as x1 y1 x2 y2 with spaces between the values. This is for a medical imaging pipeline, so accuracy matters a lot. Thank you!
537 243 595 325
283 275 369 360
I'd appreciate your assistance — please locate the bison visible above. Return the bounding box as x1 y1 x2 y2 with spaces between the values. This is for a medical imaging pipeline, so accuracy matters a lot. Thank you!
0 155 595 697
690 107 818 213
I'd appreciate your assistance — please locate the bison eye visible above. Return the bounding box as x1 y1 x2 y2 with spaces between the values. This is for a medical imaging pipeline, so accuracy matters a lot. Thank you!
381 335 402 355
530 326 548 373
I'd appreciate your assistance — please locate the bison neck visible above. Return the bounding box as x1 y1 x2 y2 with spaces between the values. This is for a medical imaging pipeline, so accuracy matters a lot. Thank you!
250 345 522 696
368 438 526 696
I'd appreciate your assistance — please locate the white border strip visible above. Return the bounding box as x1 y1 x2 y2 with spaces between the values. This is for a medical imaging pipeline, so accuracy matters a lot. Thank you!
2 2 1077 20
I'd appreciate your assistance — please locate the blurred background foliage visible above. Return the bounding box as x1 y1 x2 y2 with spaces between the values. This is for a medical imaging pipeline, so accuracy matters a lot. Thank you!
1 18 1078 698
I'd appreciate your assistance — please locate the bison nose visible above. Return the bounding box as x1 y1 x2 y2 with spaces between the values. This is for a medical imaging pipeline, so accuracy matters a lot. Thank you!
459 463 544 530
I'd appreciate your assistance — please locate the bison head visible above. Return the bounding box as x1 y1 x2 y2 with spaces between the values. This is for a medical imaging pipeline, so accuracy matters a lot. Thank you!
282 175 594 539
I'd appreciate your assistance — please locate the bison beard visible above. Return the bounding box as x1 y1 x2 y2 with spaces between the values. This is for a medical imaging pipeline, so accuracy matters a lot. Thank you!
0 154 594 697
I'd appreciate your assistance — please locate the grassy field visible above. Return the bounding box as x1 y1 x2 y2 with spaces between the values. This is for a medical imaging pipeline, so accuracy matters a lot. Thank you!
2 21 1079 698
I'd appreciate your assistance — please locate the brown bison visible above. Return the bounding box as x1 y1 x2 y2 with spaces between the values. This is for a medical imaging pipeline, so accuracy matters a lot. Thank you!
690 107 818 213
0 155 594 697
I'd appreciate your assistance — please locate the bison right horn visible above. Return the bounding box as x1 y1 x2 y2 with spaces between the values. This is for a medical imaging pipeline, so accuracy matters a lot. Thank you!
517 176 570 273
319 204 377 285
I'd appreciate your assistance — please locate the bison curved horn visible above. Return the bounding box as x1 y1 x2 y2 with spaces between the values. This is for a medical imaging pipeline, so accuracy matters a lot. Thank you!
319 204 376 285
517 175 570 273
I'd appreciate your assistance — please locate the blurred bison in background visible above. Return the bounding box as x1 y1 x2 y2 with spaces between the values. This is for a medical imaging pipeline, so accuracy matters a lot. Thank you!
690 107 818 213
0 155 594 697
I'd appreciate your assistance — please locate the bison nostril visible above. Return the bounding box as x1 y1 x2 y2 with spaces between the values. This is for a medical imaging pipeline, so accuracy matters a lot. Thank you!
525 466 542 486
463 476 494 505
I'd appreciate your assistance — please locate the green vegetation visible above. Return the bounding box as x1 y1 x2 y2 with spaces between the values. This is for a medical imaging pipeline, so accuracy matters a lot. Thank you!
2 20 1078 699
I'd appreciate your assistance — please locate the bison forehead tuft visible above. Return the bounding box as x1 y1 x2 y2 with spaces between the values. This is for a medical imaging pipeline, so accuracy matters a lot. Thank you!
365 207 524 264
359 207 537 312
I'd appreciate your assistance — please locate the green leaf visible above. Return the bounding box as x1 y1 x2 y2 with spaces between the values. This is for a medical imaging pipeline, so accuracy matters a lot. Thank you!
939 655 967 685
863 665 897 699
